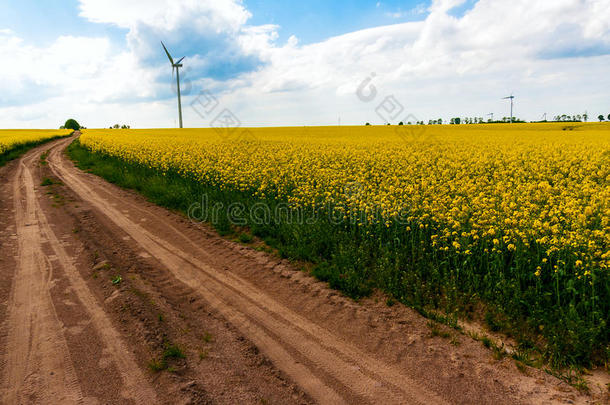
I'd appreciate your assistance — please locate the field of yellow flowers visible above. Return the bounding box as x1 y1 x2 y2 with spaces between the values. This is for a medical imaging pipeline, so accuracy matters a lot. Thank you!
76 122 609 366
0 129 71 163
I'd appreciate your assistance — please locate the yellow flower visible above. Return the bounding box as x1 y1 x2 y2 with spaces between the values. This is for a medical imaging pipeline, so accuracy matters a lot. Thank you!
77 124 609 285
0 129 70 155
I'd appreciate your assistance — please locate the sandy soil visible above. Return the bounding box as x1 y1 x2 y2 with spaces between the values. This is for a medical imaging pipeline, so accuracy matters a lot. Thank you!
0 136 607 404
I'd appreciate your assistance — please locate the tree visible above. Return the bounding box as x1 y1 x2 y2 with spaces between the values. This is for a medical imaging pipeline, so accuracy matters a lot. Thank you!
438 118 443 125
599 115 605 122
398 121 404 125
64 119 80 131
607 114 610 121
583 113 588 122
365 122 371 126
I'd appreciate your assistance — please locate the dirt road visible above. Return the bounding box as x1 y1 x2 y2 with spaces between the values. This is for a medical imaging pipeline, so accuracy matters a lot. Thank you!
0 137 604 404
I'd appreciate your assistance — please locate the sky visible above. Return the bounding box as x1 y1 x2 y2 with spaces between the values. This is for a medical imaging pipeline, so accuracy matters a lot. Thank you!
0 0 609 128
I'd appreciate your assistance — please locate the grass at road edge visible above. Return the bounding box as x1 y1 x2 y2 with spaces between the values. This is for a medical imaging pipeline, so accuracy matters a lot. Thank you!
66 139 608 372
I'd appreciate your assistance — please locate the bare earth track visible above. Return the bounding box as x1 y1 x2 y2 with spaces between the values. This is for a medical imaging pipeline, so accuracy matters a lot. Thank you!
0 136 607 404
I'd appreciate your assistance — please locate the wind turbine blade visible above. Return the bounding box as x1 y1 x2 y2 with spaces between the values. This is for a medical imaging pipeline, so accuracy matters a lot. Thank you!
161 41 174 64
176 56 185 65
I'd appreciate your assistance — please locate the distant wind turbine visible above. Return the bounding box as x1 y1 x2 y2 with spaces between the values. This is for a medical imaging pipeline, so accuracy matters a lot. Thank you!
161 41 185 128
502 94 515 123
487 112 494 122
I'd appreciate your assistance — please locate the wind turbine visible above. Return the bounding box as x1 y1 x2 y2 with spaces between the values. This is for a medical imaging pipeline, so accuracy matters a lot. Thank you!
502 94 515 123
162 41 185 128
487 112 494 122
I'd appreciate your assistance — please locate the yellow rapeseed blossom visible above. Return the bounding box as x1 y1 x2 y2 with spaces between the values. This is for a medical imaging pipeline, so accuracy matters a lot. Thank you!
80 122 610 273
0 129 70 155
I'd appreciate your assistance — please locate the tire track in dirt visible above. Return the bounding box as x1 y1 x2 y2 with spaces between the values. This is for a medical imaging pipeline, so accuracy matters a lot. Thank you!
27 157 160 404
1 155 84 404
2 145 158 405
48 143 448 404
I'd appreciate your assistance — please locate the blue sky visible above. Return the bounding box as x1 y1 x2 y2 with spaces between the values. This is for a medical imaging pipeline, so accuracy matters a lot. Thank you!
245 0 430 44
0 0 126 46
0 0 609 128
1 1 430 47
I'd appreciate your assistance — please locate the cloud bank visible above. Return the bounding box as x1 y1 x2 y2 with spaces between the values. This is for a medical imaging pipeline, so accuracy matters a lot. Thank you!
1 0 609 128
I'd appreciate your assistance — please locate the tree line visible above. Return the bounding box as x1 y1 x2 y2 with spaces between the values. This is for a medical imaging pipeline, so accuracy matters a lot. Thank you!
366 112 610 125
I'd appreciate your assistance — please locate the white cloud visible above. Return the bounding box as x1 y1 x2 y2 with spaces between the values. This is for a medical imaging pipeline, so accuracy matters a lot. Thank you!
78 0 250 32
429 0 468 13
247 0 608 88
1 0 610 128
0 30 164 127
386 3 427 19
77 0 277 69
212 0 610 126
0 0 276 128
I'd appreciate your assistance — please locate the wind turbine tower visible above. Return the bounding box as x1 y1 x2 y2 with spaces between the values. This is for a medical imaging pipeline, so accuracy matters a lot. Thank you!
502 94 515 123
162 41 185 128
487 112 494 122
